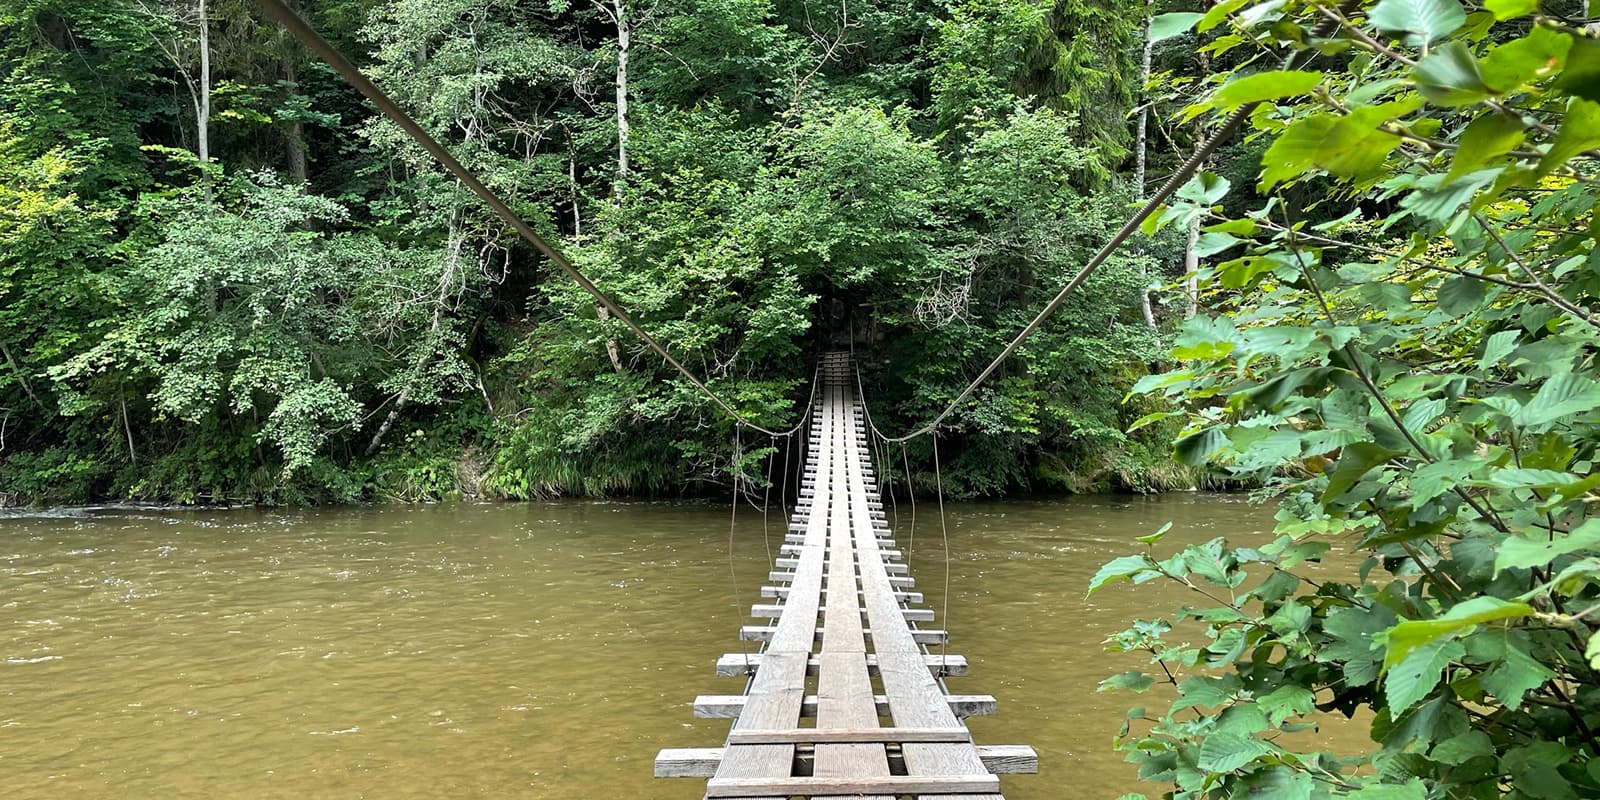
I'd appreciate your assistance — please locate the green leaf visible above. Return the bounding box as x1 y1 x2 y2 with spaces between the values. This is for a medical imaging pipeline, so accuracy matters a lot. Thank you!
1539 99 1600 175
1099 671 1156 692
1257 685 1316 726
1414 41 1490 106
1513 372 1600 427
1260 107 1404 190
1208 70 1324 112
1432 730 1494 765
1553 35 1600 101
1323 442 1402 502
1383 597 1537 669
1088 554 1157 594
1198 0 1250 32
1369 0 1466 46
1173 675 1236 711
1484 467 1590 493
1195 732 1273 772
1384 638 1464 713
1137 522 1173 544
1446 114 1526 183
1409 458 1474 508
1148 12 1204 42
1505 743 1578 800
1192 231 1244 258
1495 519 1600 574
1483 0 1537 18
1481 640 1555 709
1215 255 1286 289
1236 767 1314 800
1437 274 1485 314
1176 172 1231 204
1344 781 1427 800
1175 426 1228 465
1480 27 1573 92
1479 329 1521 368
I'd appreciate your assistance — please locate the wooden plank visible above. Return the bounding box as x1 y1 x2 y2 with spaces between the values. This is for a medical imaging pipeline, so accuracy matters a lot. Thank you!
761 586 923 603
709 651 807 784
705 775 1000 797
780 544 902 559
655 748 725 778
713 652 967 677
728 728 974 745
840 395 1002 800
746 606 932 623
711 383 838 790
812 382 893 799
739 625 947 645
692 694 996 719
769 571 912 587
776 557 907 574
654 745 1036 778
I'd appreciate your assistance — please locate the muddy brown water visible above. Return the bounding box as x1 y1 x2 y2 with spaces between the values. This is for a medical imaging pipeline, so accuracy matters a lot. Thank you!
2 494 1345 798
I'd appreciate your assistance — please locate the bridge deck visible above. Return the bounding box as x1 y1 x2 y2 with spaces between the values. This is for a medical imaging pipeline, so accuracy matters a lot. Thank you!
657 353 1035 798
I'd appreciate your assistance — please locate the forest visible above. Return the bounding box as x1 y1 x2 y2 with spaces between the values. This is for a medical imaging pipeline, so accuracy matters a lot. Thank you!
0 0 1196 506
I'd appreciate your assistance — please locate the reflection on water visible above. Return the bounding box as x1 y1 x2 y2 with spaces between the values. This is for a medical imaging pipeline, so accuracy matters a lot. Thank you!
1 495 1299 798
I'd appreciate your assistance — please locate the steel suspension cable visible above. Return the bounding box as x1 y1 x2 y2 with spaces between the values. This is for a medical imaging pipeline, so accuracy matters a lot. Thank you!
255 0 794 438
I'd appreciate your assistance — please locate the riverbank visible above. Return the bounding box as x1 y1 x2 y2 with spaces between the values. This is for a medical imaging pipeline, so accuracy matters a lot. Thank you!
1 438 1207 509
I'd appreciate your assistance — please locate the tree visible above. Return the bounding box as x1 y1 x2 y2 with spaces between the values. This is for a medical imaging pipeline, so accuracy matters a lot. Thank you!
1101 0 1600 795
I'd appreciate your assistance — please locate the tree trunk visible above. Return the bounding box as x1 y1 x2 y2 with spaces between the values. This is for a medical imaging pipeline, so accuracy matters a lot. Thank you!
1184 214 1201 319
601 0 629 369
284 54 308 182
197 0 210 167
121 394 137 468
1134 1 1152 196
1134 2 1157 329
1 341 44 413
597 304 624 371
365 230 464 455
570 147 582 236
613 0 630 190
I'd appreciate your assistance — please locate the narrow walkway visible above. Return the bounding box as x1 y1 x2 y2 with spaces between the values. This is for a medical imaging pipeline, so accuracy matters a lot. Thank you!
657 353 1035 798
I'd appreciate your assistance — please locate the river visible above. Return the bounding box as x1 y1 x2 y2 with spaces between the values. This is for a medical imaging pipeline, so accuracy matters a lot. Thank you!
1 494 1285 798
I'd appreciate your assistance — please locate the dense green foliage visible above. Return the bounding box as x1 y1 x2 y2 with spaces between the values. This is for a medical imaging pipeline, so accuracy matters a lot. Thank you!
1099 0 1600 797
0 0 1182 504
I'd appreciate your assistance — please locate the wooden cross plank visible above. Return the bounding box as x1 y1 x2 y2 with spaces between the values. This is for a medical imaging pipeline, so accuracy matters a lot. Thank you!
654 744 1037 778
691 693 996 719
713 651 967 677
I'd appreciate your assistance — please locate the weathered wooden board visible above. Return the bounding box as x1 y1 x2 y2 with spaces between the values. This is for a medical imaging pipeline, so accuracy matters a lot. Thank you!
727 727 973 745
842 400 1002 800
813 401 892 800
704 775 1000 797
708 382 835 789
714 651 967 677
654 744 1038 778
691 693 996 719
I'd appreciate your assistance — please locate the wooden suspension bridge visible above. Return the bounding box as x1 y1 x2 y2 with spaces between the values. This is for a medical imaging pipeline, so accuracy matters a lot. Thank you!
656 353 1037 798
